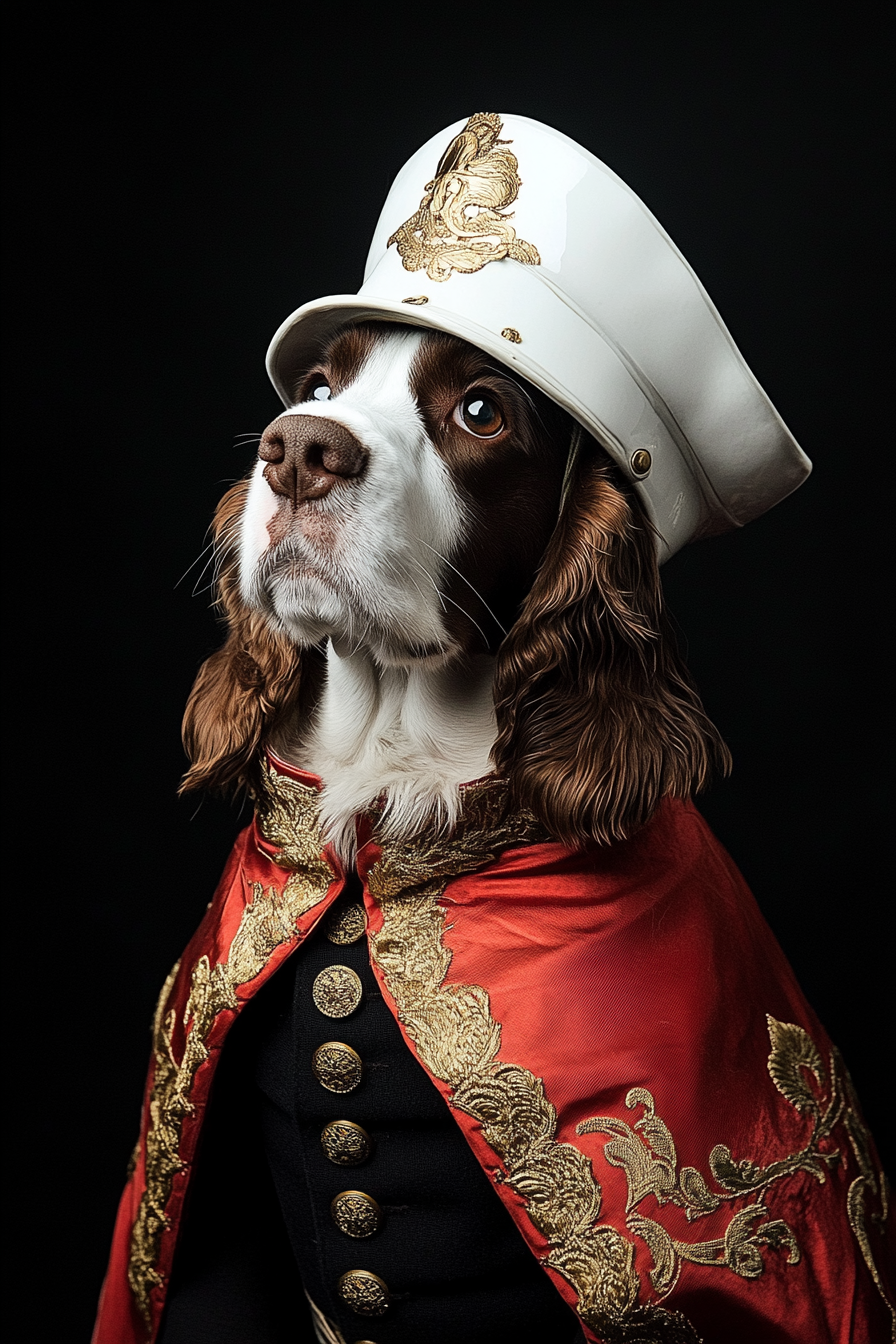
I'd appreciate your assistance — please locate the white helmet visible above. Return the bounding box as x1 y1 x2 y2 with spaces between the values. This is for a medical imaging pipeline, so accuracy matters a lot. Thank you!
266 112 810 559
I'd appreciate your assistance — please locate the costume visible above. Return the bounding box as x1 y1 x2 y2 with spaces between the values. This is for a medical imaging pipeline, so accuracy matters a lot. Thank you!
94 755 893 1343
94 113 893 1341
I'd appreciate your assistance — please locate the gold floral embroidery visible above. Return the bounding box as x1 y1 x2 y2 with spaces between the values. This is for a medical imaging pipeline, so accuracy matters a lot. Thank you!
368 786 892 1341
254 759 335 883
388 112 540 282
127 771 331 1330
577 1017 893 1331
368 781 695 1341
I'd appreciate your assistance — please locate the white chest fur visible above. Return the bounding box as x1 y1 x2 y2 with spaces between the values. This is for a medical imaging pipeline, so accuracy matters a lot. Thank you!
273 643 497 860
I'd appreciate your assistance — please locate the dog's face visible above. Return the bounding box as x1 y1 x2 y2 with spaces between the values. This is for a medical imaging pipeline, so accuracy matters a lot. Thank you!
184 321 729 847
238 323 574 666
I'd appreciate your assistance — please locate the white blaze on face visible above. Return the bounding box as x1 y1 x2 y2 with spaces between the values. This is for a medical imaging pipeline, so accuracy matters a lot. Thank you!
238 330 467 665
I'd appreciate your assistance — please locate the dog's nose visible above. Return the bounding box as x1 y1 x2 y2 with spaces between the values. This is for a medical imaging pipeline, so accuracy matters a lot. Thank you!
258 414 367 505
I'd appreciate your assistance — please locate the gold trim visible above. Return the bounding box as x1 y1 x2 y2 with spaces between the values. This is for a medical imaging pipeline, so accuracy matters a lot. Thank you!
401 295 429 305
367 781 693 1340
127 767 331 1330
388 113 541 282
367 786 892 1339
838 1052 896 1335
500 327 522 343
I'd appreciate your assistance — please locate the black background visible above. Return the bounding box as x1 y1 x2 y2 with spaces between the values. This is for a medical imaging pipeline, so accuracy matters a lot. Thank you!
6 4 893 1339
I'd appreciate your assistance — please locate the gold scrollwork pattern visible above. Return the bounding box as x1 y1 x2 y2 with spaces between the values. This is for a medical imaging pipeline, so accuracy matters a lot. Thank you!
577 1016 893 1332
127 768 331 1330
368 783 893 1341
368 781 696 1341
388 112 541 282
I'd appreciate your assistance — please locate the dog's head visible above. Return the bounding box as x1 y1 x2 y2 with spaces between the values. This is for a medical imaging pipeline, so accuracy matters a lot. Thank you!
239 322 574 665
182 321 729 846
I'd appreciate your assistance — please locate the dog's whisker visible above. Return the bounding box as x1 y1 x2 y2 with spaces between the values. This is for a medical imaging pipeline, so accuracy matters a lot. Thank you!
407 556 448 613
201 555 231 596
411 535 508 635
438 593 491 648
189 565 218 598
174 536 220 590
196 556 240 599
189 533 239 594
404 554 491 648
191 579 219 599
210 528 242 567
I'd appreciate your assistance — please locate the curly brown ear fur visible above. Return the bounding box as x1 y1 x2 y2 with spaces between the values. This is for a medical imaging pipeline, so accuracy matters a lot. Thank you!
492 449 731 846
180 480 305 796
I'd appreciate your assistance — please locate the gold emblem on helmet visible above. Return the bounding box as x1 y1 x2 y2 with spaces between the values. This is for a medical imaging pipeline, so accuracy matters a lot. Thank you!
388 112 541 282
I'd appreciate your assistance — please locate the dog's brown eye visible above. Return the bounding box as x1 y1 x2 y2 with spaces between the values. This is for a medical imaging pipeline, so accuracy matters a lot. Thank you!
455 393 504 438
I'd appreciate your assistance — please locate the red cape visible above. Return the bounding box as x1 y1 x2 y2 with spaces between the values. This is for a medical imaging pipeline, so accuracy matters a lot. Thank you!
94 755 894 1343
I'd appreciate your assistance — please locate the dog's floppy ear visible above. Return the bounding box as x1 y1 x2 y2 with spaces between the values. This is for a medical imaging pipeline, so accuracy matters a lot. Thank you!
180 480 304 797
492 448 731 846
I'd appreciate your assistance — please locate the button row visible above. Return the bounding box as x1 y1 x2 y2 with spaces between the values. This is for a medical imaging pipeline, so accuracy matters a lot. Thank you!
316 900 389 1323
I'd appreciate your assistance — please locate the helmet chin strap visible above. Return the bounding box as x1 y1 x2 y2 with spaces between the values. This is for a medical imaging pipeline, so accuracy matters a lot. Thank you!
557 422 584 520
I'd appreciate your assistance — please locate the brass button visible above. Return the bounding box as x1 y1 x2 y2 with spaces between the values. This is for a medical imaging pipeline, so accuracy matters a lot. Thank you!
331 1190 382 1238
325 902 366 945
630 448 652 476
321 1119 372 1166
337 1270 390 1317
313 965 363 1018
312 1042 363 1093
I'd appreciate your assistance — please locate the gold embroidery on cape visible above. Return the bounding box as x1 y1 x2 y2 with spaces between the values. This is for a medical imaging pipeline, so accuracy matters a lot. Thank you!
125 1139 142 1181
127 766 332 1330
578 1016 893 1330
368 789 892 1341
840 1057 894 1334
368 781 696 1342
388 112 541 282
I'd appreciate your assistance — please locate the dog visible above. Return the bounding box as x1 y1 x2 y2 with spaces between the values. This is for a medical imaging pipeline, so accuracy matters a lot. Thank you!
181 320 729 857
94 118 894 1344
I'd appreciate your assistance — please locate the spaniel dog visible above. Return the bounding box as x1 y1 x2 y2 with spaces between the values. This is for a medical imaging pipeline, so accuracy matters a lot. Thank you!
180 319 729 846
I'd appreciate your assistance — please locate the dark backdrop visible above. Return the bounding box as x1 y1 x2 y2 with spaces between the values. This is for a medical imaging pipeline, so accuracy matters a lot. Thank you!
5 4 892 1338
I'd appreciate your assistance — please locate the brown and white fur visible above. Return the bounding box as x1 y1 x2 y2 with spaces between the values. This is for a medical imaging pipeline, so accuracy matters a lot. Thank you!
182 322 729 858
